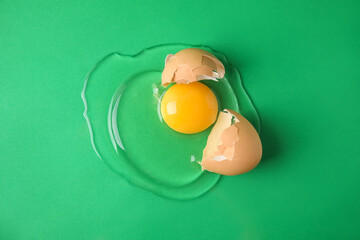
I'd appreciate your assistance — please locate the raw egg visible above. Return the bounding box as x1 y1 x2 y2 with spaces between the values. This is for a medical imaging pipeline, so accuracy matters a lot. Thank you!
84 44 261 199
160 82 218 134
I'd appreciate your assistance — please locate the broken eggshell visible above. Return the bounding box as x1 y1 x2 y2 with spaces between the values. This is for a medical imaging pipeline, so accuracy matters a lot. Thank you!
161 48 225 86
201 109 262 176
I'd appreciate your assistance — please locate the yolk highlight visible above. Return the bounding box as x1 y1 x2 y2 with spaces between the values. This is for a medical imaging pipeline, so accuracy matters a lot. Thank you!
160 82 218 134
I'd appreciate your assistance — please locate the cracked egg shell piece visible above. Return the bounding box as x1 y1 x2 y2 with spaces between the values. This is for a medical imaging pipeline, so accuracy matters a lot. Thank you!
201 109 262 176
161 48 225 86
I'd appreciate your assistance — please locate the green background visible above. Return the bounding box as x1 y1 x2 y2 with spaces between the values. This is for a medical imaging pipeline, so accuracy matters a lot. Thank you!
1 0 359 239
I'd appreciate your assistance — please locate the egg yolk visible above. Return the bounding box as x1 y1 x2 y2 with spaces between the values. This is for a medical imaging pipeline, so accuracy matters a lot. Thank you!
160 82 218 134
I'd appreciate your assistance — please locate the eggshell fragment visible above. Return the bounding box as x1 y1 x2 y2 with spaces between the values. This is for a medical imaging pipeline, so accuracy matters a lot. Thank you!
201 109 262 176
161 48 225 86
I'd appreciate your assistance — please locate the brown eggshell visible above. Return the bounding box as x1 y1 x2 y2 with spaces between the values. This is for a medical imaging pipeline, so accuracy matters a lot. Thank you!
201 109 262 176
161 48 225 86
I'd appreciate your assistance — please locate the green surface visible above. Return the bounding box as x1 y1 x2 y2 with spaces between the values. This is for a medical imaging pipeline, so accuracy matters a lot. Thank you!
83 44 259 199
1 0 359 239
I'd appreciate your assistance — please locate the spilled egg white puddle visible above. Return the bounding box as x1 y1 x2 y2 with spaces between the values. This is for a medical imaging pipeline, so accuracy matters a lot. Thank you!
82 44 260 199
